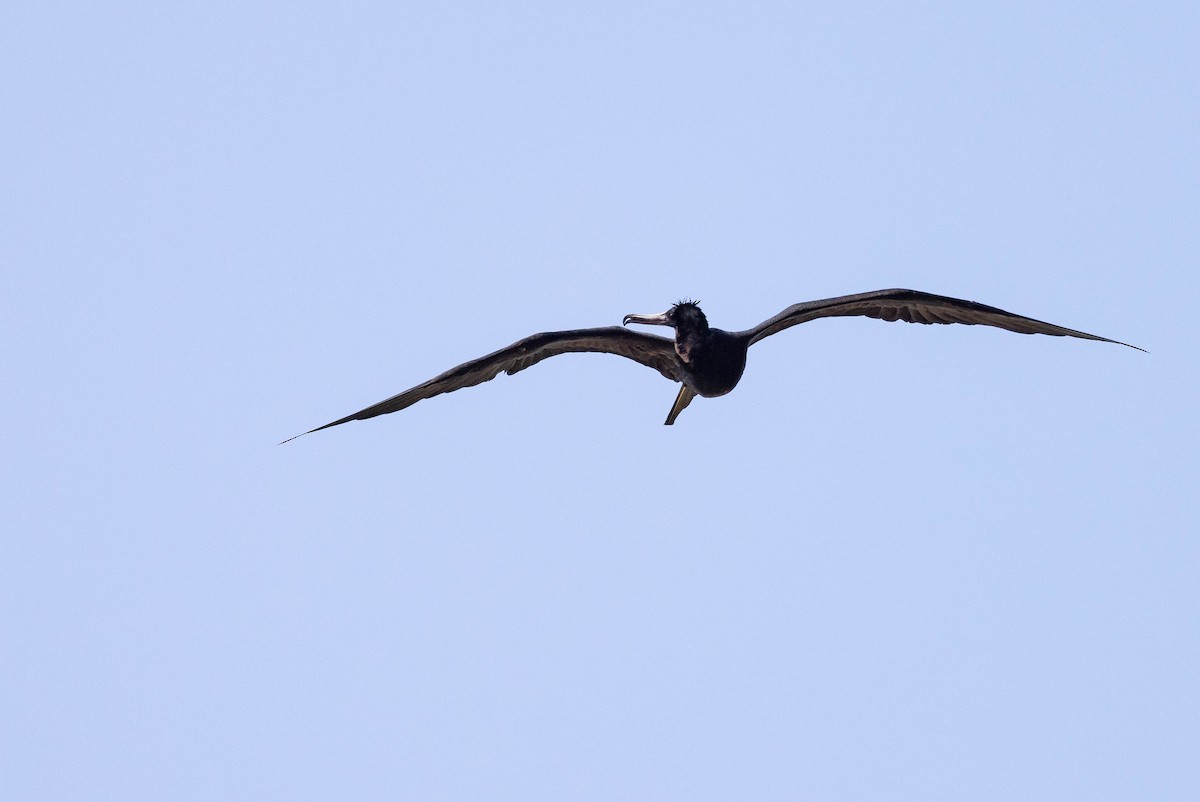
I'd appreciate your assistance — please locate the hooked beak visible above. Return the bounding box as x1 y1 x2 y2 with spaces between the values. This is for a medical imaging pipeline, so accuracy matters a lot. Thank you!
622 310 674 327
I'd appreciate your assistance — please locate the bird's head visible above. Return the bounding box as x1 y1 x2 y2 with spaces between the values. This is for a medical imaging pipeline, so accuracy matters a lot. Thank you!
623 300 709 363
622 300 708 333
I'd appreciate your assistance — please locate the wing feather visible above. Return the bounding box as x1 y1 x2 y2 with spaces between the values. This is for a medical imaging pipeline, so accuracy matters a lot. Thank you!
282 327 681 442
743 288 1143 350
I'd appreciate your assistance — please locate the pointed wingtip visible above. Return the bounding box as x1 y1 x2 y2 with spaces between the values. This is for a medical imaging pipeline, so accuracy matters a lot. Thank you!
1105 336 1147 353
278 414 358 445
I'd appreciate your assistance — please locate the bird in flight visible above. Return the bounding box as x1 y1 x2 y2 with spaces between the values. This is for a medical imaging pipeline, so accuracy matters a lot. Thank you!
282 288 1141 442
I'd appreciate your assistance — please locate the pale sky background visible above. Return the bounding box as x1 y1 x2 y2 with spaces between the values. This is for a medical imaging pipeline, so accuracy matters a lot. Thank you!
3 2 1198 799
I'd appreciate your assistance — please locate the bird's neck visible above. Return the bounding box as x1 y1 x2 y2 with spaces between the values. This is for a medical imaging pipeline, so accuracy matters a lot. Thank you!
674 325 709 364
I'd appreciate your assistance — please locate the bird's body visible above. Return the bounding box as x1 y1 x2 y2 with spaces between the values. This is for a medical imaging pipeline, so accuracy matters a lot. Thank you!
283 288 1140 442
679 327 747 397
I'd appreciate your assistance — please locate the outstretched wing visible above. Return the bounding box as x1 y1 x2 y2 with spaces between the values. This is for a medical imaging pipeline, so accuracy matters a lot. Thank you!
742 288 1143 350
282 327 681 442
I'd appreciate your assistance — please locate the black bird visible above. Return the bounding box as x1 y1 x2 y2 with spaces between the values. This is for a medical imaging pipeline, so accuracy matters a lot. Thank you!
283 288 1141 442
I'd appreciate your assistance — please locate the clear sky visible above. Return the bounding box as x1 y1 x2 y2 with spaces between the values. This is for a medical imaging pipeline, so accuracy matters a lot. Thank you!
3 1 1197 798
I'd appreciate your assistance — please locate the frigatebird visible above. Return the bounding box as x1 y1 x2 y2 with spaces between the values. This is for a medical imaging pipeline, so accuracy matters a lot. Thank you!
282 288 1140 442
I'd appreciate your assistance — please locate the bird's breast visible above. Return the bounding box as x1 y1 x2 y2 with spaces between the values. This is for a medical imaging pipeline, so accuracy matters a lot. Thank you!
681 331 748 397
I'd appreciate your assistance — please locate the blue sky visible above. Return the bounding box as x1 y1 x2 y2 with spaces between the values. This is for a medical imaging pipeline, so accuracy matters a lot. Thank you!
3 2 1197 798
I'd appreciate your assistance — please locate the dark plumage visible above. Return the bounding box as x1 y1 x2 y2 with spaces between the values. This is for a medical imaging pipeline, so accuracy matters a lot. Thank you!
282 288 1141 441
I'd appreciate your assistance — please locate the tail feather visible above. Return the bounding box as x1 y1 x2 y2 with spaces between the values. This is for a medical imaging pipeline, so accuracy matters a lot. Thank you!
664 386 697 425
